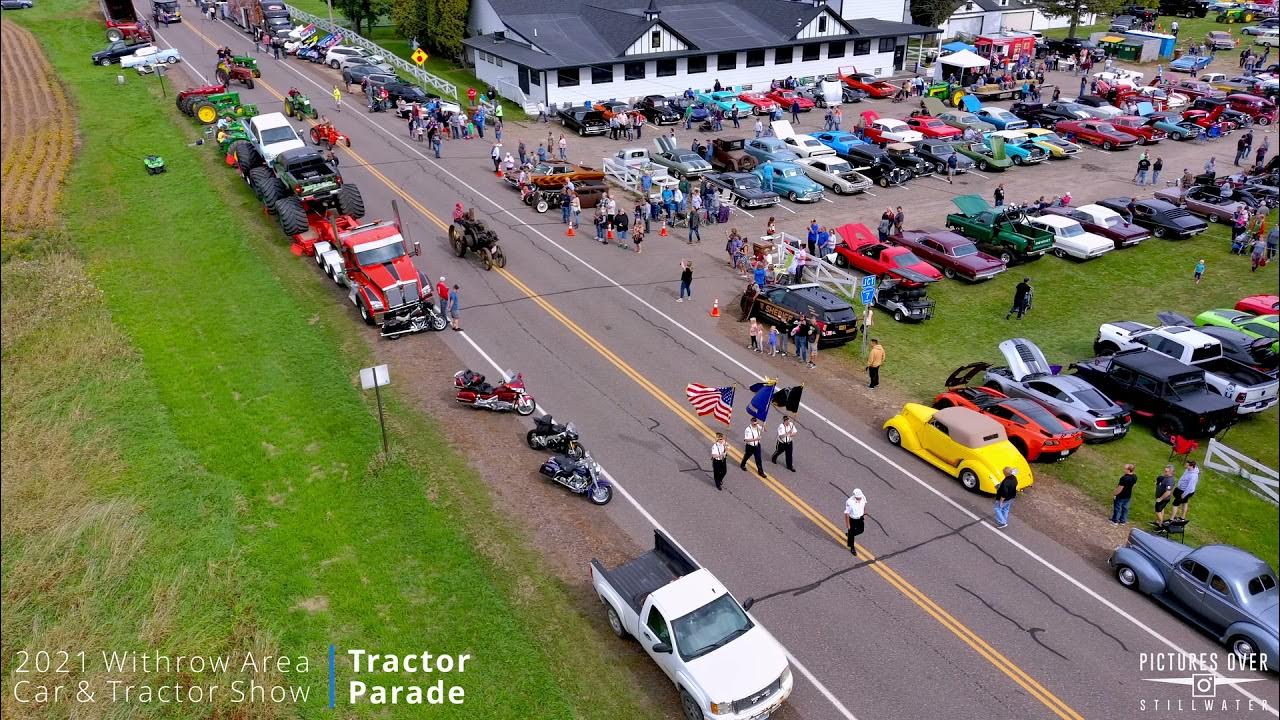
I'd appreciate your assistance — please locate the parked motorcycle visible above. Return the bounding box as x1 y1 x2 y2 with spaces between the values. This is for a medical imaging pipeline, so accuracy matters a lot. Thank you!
454 369 536 415
454 368 488 392
538 452 613 505
380 302 447 339
526 415 586 458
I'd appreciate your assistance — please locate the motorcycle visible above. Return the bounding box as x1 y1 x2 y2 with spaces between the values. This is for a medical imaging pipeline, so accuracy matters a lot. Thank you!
380 302 448 339
454 368 487 392
526 415 586 459
454 369 536 415
538 452 613 505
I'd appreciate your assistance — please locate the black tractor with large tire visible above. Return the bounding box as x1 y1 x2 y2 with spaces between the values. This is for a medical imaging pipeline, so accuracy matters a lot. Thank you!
240 147 365 237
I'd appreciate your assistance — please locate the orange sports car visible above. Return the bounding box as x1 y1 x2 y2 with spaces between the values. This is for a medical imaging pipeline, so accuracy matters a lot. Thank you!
934 364 1084 462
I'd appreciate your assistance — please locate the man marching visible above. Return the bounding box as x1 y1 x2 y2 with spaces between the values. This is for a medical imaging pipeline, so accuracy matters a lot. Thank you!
771 415 797 472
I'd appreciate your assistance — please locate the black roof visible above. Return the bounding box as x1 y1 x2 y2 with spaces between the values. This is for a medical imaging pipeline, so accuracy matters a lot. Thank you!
276 148 325 165
1111 349 1202 377
784 283 851 311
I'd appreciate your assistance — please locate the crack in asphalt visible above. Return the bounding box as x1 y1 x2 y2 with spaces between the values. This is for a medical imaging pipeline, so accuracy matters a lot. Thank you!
627 308 697 356
806 426 895 490
924 511 1130 653
644 417 709 479
955 583 1069 661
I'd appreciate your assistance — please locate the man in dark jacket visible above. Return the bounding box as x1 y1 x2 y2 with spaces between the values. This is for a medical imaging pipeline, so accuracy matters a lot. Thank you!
1006 277 1032 320
993 467 1019 529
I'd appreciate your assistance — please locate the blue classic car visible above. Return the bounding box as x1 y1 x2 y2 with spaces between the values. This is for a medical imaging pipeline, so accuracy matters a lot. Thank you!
695 90 752 115
984 130 1048 165
1170 54 1213 73
1139 110 1203 141
1111 529 1279 665
976 107 1029 131
811 131 868 156
744 137 800 164
754 162 825 203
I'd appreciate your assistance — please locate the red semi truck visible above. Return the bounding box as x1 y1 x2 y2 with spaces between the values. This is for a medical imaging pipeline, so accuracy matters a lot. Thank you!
100 0 153 42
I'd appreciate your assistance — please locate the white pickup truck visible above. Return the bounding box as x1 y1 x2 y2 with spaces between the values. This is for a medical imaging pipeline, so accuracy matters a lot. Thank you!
591 531 793 720
601 147 678 200
1095 322 1279 414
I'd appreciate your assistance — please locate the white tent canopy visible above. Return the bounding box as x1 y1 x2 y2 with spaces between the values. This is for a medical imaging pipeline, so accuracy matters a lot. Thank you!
939 49 990 69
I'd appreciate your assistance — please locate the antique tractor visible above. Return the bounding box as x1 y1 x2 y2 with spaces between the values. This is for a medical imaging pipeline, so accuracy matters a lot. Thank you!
215 60 256 89
310 120 351 149
283 88 318 120
448 210 507 270
180 86 257 124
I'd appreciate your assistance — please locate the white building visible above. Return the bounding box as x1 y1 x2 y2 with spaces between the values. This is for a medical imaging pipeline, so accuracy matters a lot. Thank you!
464 0 939 108
940 0 1096 38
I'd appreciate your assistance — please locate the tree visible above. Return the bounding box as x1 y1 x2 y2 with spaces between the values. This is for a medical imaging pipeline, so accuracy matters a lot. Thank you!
910 0 968 29
1038 0 1122 39
391 0 432 49
335 0 390 36
391 0 468 61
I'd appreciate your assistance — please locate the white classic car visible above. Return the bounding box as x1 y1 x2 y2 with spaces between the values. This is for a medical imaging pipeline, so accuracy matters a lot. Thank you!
1027 214 1114 261
120 45 182 71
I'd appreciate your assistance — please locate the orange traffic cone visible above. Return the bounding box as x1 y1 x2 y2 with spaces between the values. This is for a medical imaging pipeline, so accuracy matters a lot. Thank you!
659 221 668 237
566 225 575 237
495 168 504 178
607 227 615 240
710 298 721 318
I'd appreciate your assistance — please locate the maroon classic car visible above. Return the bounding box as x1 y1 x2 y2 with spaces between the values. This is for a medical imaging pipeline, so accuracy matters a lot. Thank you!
1107 115 1167 144
890 228 1007 282
1038 204 1149 249
1053 119 1138 150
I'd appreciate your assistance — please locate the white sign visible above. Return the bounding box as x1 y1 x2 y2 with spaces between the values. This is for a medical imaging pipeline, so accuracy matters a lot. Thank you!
359 364 390 390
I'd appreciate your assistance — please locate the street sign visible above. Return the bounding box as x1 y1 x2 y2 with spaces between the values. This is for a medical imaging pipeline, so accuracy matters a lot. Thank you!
411 48 428 66
860 288 876 305
359 364 390 389
860 275 876 290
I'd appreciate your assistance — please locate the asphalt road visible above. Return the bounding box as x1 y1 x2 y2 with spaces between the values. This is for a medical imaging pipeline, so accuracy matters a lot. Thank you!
147 15 1279 719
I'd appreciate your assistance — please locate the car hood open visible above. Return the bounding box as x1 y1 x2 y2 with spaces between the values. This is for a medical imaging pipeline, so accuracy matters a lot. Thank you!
945 362 992 388
998 338 1052 381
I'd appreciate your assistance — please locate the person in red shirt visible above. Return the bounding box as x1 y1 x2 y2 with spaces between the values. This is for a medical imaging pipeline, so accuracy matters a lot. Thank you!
435 277 449 319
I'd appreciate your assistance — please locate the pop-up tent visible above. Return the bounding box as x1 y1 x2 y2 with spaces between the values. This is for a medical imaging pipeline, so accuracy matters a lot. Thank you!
941 41 976 53
936 49 990 85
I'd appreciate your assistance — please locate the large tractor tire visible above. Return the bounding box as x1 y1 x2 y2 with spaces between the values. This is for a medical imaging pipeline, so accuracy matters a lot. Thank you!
106 27 123 42
284 101 294 118
175 93 187 113
336 184 365 219
274 196 310 237
194 102 218 124
231 141 262 175
249 167 285 207
216 68 231 86
244 77 255 90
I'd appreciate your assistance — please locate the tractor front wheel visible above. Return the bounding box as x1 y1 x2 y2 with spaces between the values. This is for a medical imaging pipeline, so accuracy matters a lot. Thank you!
274 196 309 237
244 77 255 90
284 101 294 117
449 225 466 257
216 68 230 86
194 102 218 124
336 184 365 219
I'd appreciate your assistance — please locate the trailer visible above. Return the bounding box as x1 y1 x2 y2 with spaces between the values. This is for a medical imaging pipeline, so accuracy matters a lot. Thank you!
601 148 678 201
101 0 152 42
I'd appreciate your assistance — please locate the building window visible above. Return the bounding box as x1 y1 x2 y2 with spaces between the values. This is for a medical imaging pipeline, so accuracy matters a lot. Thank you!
828 40 845 58
529 69 540 86
775 46 793 64
687 55 707 73
558 67 580 87
879 37 895 53
625 61 645 80
651 29 662 49
853 39 870 56
818 15 827 33
656 58 677 77
802 43 821 61
591 64 613 84
746 49 765 67
495 57 503 67
717 52 737 71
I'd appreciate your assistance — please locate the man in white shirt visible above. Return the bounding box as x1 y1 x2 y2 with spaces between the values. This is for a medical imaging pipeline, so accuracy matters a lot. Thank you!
710 432 728 490
770 415 797 472
844 489 866 555
739 418 765 476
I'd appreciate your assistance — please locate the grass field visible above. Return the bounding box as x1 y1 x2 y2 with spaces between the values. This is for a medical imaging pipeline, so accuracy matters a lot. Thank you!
840 212 1280 568
1 6 655 719
1042 13 1274 65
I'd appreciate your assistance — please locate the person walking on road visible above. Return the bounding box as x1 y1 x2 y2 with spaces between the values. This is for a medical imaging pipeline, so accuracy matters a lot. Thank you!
435 276 449 320
993 467 1019 529
332 86 342 112
688 207 702 244
490 143 502 173
771 415 797 472
1151 157 1162 186
677 260 693 302
844 489 866 555
558 135 568 161
739 417 765 476
1134 153 1150 185
1111 463 1137 524
946 152 958 184
866 338 885 388
448 284 462 331
1172 460 1199 521
1006 277 1032 320
1154 465 1176 525
710 432 728 490
993 183 1006 207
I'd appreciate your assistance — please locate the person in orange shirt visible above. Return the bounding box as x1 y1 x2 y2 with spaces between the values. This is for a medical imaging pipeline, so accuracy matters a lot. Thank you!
866 338 885 389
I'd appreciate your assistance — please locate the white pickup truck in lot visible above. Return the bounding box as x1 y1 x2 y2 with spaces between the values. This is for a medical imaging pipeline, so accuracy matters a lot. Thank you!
591 531 793 720
1095 322 1279 414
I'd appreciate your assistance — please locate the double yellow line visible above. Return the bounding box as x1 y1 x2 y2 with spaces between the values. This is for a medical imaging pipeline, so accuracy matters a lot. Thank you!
180 21 1083 719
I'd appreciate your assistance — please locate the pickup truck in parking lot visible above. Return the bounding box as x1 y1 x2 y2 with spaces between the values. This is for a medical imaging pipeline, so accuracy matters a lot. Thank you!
591 531 794 720
945 195 1054 264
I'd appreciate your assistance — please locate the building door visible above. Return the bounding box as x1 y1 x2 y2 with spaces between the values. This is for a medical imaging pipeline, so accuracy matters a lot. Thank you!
893 45 905 71
518 66 530 95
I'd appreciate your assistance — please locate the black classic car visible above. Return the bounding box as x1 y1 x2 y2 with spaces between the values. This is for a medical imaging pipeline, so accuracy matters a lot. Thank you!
912 140 975 174
1097 197 1209 239
840 144 911 187
883 142 934 178
703 172 780 208
634 95 682 125
557 108 608 136
91 40 150 65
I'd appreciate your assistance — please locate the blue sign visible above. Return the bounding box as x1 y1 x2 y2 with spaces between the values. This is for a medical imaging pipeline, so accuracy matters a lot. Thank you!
860 288 876 305
860 275 876 290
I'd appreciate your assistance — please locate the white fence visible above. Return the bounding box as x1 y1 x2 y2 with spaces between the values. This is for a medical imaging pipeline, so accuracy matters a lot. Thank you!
767 231 865 301
1203 438 1279 505
283 5 458 101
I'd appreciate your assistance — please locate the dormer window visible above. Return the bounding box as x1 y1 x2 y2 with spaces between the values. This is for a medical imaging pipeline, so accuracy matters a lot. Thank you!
651 29 661 49
818 15 827 33
965 2 974 10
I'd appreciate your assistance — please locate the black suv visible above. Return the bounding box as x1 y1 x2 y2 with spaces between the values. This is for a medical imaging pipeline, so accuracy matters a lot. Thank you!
1070 349 1237 442
367 78 430 106
1158 0 1209 17
740 283 860 346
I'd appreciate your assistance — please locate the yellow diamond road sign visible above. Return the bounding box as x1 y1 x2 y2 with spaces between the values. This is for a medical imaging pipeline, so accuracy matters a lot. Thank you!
411 48 428 66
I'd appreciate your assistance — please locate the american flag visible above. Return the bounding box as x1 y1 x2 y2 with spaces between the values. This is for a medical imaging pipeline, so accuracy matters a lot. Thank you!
686 384 735 424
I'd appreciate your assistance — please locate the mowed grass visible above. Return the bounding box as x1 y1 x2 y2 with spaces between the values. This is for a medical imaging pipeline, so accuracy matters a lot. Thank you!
841 219 1279 568
2 6 656 719
1042 14 1273 64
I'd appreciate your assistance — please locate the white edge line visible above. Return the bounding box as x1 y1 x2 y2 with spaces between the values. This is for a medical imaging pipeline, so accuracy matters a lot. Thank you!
188 22 1277 713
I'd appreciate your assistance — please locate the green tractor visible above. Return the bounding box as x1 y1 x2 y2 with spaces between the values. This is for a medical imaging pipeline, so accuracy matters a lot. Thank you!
1216 7 1255 23
283 88 318 120
191 92 259 124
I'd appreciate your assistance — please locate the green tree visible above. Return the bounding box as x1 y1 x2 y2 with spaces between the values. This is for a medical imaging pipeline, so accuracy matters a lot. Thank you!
1038 0 1122 39
391 0 432 48
391 0 467 60
910 0 968 29
335 0 390 36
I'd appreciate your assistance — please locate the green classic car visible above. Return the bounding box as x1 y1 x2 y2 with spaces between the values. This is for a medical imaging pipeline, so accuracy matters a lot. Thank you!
952 136 1013 171
1196 309 1279 352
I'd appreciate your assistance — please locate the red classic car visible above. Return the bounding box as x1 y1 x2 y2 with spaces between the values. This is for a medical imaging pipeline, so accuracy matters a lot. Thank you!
831 223 942 285
1182 105 1238 133
1053 119 1137 150
1107 115 1167 144
766 88 815 112
935 367 1084 462
1237 295 1280 315
1163 79 1224 102
1225 94 1276 126
905 115 963 139
838 67 896 98
891 228 1006 282
737 92 779 115
1038 204 1149 249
